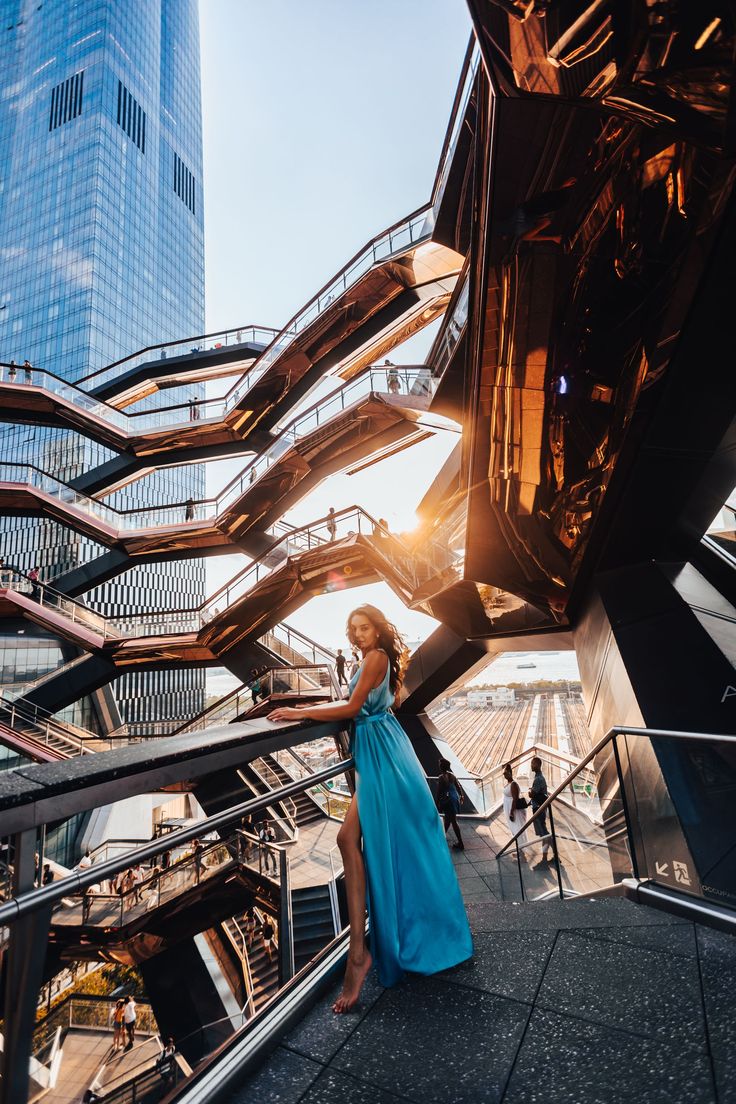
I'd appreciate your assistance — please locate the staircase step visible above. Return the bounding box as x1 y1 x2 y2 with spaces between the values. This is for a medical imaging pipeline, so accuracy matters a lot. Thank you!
293 884 331 900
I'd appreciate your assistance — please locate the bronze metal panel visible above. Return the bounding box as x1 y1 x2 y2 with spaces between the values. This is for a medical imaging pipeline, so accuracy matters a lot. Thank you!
463 71 736 620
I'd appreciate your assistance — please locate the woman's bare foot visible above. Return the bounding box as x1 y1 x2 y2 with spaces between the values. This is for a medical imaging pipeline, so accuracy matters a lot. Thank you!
332 950 373 1014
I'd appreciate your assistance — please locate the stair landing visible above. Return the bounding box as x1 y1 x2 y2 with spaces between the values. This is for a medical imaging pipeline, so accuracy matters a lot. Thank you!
228 823 736 1104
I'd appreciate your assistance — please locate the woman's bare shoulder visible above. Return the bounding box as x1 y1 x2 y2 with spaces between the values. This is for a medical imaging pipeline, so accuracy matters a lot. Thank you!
361 650 385 673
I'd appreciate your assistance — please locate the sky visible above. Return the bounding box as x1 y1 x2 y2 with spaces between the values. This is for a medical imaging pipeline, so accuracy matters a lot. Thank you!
196 2 584 692
198 1 470 652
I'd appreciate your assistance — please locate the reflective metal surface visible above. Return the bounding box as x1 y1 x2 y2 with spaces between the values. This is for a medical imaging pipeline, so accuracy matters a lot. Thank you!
460 27 736 619
471 2 736 153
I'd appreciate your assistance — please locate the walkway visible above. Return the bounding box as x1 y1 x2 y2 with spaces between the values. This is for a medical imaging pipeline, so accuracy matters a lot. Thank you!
288 818 341 891
44 1031 157 1104
227 826 736 1104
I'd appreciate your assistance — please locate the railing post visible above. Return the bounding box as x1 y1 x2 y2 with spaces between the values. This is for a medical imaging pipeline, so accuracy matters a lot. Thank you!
548 806 564 900
611 734 640 880
278 848 294 986
514 840 525 902
1 829 53 1104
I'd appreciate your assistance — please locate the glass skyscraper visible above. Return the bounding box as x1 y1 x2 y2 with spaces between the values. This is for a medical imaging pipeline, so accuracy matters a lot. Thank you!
0 0 206 730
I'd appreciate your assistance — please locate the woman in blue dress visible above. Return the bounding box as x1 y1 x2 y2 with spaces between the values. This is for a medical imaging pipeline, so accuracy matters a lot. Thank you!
269 604 473 1013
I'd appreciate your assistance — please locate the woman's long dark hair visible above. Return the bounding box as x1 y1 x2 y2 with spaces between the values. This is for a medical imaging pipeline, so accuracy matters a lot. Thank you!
346 604 408 695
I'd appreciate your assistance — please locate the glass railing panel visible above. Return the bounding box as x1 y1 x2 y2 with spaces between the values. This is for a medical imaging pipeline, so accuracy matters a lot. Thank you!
617 731 736 908
308 783 351 820
514 777 627 902
216 209 433 419
432 45 480 210
0 463 121 529
75 325 280 392
216 368 435 512
0 364 131 429
260 666 332 697
53 834 250 928
430 272 469 378
0 570 119 639
426 774 493 815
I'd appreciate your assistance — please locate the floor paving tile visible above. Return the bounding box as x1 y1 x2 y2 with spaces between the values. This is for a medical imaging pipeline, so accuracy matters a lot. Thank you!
227 1046 322 1104
504 1007 715 1104
301 1067 407 1103
440 929 556 1003
697 922 736 1059
330 974 529 1104
464 897 689 933
570 921 697 958
282 973 385 1064
536 929 707 1051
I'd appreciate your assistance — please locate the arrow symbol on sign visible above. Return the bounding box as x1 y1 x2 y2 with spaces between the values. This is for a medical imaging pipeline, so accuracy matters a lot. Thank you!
655 861 669 876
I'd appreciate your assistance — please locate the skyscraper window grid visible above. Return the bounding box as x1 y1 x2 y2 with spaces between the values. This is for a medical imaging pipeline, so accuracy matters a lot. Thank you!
0 0 206 730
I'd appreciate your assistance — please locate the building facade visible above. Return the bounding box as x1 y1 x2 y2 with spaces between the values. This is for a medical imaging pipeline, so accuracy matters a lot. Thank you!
0 0 206 728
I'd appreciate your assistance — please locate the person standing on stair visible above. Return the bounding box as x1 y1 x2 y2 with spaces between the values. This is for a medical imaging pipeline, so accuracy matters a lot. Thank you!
502 763 528 853
437 757 465 850
269 603 472 1013
259 821 277 874
529 756 555 864
123 995 137 1050
335 648 347 688
261 917 275 961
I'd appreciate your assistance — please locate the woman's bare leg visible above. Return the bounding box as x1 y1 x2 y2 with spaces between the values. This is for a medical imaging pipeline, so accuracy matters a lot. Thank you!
333 794 372 1013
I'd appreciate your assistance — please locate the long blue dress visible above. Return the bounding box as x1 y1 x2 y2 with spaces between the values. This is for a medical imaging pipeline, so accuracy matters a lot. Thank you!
349 654 473 987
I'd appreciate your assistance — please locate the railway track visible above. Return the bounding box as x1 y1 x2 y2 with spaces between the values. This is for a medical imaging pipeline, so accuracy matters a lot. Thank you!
429 695 592 775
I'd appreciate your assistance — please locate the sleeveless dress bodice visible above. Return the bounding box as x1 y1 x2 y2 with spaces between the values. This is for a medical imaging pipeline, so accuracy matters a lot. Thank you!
350 650 395 720
347 651 472 987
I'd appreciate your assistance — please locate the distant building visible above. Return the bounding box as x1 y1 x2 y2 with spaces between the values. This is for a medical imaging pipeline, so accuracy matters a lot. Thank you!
0 0 206 732
467 688 516 708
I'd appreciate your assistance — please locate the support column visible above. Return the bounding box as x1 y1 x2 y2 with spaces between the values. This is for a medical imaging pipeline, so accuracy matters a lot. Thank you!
1 830 52 1104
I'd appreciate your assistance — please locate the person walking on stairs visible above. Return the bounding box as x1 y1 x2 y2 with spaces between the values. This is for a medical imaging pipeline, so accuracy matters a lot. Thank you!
502 763 528 854
529 755 555 866
262 917 275 961
437 757 465 850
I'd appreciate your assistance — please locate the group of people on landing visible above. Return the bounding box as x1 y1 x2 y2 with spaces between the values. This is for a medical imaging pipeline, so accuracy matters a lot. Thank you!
503 757 556 864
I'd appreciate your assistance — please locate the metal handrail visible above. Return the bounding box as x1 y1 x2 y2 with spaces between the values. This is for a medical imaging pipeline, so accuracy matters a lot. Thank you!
496 724 736 860
74 323 280 386
430 38 480 209
0 692 131 755
0 758 353 926
66 35 477 413
248 759 299 835
0 365 436 518
271 748 347 820
2 497 442 641
222 915 257 1019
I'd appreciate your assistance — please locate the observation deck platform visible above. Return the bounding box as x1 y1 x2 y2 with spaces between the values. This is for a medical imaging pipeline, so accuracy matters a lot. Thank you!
229 826 736 1104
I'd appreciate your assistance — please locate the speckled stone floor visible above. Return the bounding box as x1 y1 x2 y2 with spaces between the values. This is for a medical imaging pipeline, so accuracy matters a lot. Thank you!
227 868 736 1104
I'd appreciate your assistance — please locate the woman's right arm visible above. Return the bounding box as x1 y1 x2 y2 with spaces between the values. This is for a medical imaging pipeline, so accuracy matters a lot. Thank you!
269 651 386 723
